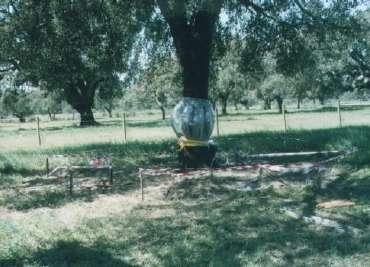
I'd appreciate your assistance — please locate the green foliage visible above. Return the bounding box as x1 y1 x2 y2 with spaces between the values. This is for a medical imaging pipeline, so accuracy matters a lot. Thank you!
141 56 182 119
0 0 142 125
258 73 292 112
1 88 33 122
211 41 250 114
96 75 123 118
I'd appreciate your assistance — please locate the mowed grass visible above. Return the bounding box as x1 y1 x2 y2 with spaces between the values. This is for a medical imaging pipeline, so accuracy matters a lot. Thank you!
0 109 370 266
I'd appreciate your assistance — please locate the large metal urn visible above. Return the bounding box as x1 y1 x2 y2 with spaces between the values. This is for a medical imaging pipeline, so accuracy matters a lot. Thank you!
171 97 217 168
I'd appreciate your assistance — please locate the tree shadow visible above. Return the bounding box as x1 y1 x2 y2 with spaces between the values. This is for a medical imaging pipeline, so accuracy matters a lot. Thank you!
128 191 370 266
127 119 170 128
322 175 370 204
2 172 144 211
1 240 136 267
0 162 41 177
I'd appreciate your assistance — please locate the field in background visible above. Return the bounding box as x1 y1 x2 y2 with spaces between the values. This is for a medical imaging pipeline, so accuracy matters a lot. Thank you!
2 103 370 151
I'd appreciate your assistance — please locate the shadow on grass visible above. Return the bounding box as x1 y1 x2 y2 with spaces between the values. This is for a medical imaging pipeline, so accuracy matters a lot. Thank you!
3 126 370 211
2 171 370 265
323 175 370 204
0 162 41 177
3 188 96 211
0 240 135 267
101 190 370 266
127 119 170 128
2 172 144 211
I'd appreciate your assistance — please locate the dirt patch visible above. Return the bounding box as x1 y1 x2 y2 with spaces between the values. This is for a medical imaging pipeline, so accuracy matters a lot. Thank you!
317 200 355 209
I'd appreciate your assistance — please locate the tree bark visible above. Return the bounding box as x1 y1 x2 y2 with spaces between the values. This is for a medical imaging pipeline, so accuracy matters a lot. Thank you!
18 116 26 123
263 98 272 110
65 83 97 126
105 107 113 118
157 1 222 99
297 97 301 109
155 96 166 120
275 96 283 114
79 108 96 126
14 113 26 122
160 106 166 120
220 96 228 115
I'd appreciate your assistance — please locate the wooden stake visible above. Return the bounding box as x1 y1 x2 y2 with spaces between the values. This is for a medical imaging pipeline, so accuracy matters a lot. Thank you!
337 100 342 128
69 173 73 195
46 157 49 178
37 117 42 146
216 107 220 137
109 165 113 186
282 104 287 132
139 170 144 201
123 113 127 143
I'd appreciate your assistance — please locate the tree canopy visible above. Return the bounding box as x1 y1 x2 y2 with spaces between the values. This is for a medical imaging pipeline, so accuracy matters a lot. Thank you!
0 0 368 124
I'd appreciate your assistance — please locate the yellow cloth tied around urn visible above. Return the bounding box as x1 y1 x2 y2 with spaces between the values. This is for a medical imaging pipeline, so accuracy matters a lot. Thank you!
178 136 209 151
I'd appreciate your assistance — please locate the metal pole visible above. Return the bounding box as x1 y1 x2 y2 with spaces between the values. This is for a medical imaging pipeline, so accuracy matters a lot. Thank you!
46 157 49 178
123 113 127 143
282 104 287 133
109 166 113 186
337 100 342 128
216 107 220 137
69 173 73 196
37 117 42 146
139 170 144 201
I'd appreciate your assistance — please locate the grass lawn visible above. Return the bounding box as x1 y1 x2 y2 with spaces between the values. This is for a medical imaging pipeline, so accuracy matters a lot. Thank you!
0 109 370 266
1 107 370 151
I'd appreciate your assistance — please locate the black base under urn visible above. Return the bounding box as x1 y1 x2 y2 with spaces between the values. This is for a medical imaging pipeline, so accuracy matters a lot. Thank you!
178 141 217 169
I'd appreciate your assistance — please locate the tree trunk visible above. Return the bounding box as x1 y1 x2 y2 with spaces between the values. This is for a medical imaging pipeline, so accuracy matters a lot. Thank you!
47 110 54 121
155 97 166 120
234 103 239 111
157 2 221 100
220 97 228 115
65 83 97 126
160 106 166 120
297 98 301 109
263 98 272 110
105 107 113 118
79 108 96 127
275 96 283 114
319 97 325 105
14 113 26 122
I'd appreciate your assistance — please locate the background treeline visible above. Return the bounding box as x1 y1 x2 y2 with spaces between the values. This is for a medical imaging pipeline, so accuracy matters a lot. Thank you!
0 1 369 123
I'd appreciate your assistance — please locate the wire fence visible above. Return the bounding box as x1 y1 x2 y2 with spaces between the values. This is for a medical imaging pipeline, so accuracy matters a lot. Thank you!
1 101 370 151
1 101 370 201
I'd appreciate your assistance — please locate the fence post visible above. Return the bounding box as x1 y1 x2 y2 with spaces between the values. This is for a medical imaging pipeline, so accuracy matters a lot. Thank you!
46 157 49 178
109 165 113 186
37 117 42 146
337 100 342 128
69 173 73 196
282 104 287 133
123 113 127 143
216 107 220 137
139 169 144 201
